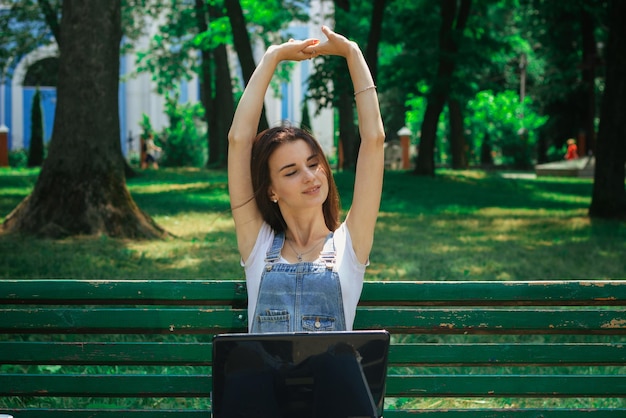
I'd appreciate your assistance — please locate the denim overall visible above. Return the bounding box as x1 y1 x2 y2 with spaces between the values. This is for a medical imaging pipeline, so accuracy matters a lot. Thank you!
250 231 347 333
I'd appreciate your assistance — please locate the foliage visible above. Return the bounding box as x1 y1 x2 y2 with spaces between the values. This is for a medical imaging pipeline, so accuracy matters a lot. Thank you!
139 113 153 141
0 0 57 74
466 89 548 168
158 93 208 168
8 149 28 168
405 85 548 168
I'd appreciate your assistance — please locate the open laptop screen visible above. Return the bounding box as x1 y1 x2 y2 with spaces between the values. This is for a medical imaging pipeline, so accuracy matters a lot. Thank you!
211 330 390 418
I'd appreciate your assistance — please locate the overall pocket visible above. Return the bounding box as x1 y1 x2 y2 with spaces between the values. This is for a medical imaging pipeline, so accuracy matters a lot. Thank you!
302 315 336 331
255 309 290 333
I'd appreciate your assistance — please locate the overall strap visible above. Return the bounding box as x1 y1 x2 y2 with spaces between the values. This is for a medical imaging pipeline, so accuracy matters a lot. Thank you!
265 231 285 264
319 232 336 270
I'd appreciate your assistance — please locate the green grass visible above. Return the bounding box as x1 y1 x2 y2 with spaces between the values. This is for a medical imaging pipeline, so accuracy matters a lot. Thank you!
1 167 624 280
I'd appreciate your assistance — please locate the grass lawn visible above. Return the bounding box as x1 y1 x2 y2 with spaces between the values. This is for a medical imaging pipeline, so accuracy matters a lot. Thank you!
0 167 624 280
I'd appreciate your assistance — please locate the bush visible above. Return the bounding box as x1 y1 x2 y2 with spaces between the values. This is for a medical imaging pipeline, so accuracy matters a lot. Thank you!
159 96 207 168
466 90 548 169
9 149 28 168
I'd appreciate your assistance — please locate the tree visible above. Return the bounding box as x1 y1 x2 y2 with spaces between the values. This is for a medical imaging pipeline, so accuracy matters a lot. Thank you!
224 0 269 132
307 0 385 170
518 0 608 161
3 0 164 238
333 0 358 170
27 86 44 167
588 0 626 220
194 0 234 167
414 0 471 176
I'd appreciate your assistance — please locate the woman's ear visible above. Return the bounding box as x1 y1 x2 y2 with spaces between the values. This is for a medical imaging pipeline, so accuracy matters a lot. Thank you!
268 188 278 203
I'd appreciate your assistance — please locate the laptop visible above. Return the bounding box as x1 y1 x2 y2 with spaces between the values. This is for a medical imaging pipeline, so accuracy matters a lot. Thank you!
211 330 390 418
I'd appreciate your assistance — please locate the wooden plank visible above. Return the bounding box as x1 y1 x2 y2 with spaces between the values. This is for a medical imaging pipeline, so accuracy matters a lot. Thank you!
4 280 626 305
3 341 625 366
0 374 212 397
5 374 626 398
2 307 625 334
0 308 248 333
2 410 625 418
385 375 626 397
354 308 626 334
0 341 214 365
3 409 626 418
360 281 626 305
382 410 626 417
0 280 246 304
0 411 210 418
388 342 626 365
0 374 626 398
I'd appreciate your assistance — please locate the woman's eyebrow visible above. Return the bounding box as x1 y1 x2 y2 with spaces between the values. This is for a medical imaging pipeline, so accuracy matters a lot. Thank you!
278 154 318 172
279 162 296 172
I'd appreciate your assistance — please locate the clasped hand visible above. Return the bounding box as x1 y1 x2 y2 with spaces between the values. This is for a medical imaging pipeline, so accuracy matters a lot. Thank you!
268 26 357 62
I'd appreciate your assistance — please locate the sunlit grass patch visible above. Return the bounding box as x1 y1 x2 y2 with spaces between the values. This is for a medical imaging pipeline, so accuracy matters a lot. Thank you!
1 167 624 281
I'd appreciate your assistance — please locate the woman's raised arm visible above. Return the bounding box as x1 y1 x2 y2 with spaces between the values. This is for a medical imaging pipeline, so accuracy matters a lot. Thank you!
311 26 385 263
228 38 319 261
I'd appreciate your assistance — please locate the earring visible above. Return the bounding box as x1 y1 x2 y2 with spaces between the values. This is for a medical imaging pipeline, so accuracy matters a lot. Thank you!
272 198 278 203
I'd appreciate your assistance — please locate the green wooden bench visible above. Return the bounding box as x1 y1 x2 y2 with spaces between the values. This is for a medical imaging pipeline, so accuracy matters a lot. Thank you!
1 279 626 417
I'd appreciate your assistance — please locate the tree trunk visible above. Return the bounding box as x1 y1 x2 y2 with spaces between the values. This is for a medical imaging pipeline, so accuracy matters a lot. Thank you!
589 0 626 220
338 89 357 170
224 0 268 132
334 0 357 170
365 0 386 84
448 98 467 169
3 0 165 238
580 6 597 156
414 0 471 176
209 2 235 168
194 0 216 166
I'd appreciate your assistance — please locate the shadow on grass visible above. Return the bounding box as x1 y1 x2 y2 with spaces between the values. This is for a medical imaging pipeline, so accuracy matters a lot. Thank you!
1 168 624 280
369 171 594 215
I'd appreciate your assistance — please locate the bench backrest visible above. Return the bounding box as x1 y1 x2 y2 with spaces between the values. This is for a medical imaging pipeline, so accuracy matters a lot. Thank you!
2 279 626 417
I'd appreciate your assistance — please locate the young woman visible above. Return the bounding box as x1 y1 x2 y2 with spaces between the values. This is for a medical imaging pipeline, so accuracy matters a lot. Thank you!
228 25 385 334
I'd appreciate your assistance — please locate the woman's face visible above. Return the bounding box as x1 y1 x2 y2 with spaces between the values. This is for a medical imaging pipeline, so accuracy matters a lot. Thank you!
267 139 329 211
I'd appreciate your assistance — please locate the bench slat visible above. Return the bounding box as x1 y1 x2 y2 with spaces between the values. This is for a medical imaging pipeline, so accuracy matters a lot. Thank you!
4 280 626 305
4 374 626 398
382 410 626 417
0 308 247 333
385 375 626 397
3 410 626 418
0 374 212 397
0 411 210 418
3 307 625 334
389 342 626 365
360 280 626 305
3 341 625 366
355 308 626 334
0 341 214 365
0 280 246 304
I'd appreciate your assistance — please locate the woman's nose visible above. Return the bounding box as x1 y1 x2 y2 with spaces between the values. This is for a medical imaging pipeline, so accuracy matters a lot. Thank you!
303 166 315 182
